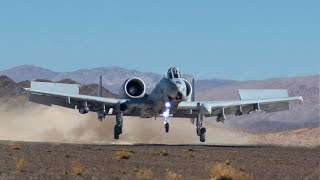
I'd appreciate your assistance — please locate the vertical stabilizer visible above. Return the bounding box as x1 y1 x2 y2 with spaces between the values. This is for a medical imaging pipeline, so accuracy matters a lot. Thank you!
98 75 103 97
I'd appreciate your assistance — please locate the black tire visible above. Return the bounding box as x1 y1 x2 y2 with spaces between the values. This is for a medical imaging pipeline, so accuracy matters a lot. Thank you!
119 126 123 135
200 132 205 142
114 125 120 139
200 127 206 134
165 123 169 133
200 127 206 142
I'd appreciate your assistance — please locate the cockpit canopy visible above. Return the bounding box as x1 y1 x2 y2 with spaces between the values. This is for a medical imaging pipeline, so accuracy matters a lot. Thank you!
166 67 181 79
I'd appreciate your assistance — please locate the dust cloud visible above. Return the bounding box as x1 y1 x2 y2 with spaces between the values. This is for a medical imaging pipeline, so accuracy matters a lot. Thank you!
0 103 254 145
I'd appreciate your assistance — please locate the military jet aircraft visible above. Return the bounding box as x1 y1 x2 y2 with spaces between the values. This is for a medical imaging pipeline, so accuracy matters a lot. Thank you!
19 67 303 142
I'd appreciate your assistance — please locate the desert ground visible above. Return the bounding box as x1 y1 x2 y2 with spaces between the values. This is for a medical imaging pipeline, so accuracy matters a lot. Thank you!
0 106 319 179
0 142 319 180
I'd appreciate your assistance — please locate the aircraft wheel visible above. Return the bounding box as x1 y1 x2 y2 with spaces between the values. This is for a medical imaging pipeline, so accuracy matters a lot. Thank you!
199 127 206 142
114 125 120 139
165 123 169 133
119 126 123 135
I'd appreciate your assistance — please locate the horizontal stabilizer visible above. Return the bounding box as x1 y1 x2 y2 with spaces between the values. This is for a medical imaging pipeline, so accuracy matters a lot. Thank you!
239 89 288 100
30 81 80 95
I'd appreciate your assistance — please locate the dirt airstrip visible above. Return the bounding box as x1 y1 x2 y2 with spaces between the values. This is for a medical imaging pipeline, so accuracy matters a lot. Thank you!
0 142 319 180
0 106 319 179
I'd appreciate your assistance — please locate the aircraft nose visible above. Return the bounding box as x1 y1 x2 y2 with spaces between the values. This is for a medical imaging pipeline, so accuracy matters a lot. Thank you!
169 79 187 100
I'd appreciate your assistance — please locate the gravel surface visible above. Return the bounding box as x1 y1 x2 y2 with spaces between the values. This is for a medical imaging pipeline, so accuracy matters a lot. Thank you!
0 142 319 180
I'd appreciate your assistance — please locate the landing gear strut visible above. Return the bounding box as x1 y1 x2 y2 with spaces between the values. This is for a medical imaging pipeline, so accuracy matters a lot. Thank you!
114 112 123 139
196 114 206 142
163 102 171 133
97 105 107 121
164 112 170 133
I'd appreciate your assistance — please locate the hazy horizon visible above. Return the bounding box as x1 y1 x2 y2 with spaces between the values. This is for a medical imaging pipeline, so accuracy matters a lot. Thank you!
0 64 318 81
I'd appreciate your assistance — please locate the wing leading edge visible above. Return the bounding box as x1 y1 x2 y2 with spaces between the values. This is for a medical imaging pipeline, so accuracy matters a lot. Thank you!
19 81 152 114
176 89 303 120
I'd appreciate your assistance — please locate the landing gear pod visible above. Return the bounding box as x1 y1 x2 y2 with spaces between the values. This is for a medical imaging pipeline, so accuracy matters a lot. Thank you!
78 102 89 114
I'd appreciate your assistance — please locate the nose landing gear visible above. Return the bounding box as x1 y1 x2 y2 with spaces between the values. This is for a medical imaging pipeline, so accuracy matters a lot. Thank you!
164 122 169 133
163 102 171 133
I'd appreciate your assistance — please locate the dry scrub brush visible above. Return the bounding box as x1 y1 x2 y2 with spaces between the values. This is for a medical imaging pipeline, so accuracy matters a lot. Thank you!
154 150 169 156
211 161 252 180
15 158 26 172
166 170 182 180
8 144 21 150
71 161 85 176
135 169 154 180
115 150 133 159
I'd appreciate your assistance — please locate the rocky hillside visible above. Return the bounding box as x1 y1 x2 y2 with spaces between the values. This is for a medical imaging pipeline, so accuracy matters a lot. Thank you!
0 76 117 99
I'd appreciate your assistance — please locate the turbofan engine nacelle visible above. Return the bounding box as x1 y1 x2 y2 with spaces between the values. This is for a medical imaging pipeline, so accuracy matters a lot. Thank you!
182 79 193 101
119 77 146 99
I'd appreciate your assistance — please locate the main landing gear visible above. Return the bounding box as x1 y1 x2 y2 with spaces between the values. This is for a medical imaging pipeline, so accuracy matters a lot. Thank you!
163 102 171 133
114 112 123 139
196 114 206 142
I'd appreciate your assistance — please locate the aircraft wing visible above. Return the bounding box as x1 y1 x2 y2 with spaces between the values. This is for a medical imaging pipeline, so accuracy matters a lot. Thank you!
18 81 151 113
176 89 303 119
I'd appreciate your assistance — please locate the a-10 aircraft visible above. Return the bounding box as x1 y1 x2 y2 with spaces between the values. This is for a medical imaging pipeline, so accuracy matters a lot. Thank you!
19 67 303 142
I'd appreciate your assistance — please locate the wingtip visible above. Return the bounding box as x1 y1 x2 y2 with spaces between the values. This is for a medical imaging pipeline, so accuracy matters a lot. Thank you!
299 96 304 104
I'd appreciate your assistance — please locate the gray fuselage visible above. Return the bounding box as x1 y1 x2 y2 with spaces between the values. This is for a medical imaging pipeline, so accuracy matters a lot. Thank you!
139 77 191 118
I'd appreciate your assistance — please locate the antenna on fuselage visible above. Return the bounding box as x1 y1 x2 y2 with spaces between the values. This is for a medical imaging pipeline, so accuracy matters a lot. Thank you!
191 78 195 101
98 75 103 97
190 78 196 124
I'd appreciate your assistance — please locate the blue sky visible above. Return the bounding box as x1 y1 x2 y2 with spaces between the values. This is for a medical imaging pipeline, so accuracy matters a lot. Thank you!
0 1 319 80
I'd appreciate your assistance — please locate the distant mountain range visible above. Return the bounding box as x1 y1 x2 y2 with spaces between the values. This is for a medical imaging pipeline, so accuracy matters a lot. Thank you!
0 65 237 92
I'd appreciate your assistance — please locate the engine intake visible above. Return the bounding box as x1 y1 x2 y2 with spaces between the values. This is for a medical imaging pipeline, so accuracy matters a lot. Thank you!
119 77 146 99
